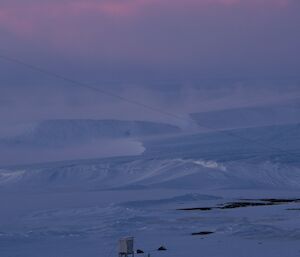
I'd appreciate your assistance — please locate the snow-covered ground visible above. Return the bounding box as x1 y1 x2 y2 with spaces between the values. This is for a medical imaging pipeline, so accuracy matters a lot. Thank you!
0 122 300 257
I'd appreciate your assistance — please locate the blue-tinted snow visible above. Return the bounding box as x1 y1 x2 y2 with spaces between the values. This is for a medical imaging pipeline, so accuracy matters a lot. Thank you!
0 122 300 257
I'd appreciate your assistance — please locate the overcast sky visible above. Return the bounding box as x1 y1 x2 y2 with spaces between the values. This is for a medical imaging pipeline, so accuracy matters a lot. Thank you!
0 0 300 125
0 0 300 165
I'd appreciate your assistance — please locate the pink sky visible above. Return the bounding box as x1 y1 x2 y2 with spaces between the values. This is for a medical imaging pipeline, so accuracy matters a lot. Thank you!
0 0 299 165
0 0 299 81
0 0 292 37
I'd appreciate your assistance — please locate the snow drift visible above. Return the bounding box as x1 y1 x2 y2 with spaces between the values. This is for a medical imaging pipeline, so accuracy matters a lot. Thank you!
1 123 299 191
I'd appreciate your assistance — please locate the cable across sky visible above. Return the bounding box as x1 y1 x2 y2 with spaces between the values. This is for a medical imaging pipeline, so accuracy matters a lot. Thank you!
0 53 299 159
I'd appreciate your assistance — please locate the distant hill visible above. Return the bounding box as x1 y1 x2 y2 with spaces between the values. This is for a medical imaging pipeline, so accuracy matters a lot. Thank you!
0 119 181 147
144 123 300 162
190 102 300 130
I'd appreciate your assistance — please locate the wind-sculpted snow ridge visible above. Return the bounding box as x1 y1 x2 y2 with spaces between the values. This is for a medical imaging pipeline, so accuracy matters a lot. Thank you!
0 158 226 190
0 119 181 147
0 123 300 191
1 157 300 192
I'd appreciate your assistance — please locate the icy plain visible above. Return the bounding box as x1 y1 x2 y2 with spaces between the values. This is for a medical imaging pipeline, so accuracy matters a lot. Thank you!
0 121 300 257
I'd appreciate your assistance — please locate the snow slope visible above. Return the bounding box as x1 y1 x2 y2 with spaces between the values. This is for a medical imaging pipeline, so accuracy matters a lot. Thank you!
1 123 299 191
1 122 300 257
191 101 300 130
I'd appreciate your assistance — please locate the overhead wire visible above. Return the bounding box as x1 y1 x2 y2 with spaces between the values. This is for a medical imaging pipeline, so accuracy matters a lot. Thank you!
0 54 186 123
0 53 299 159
